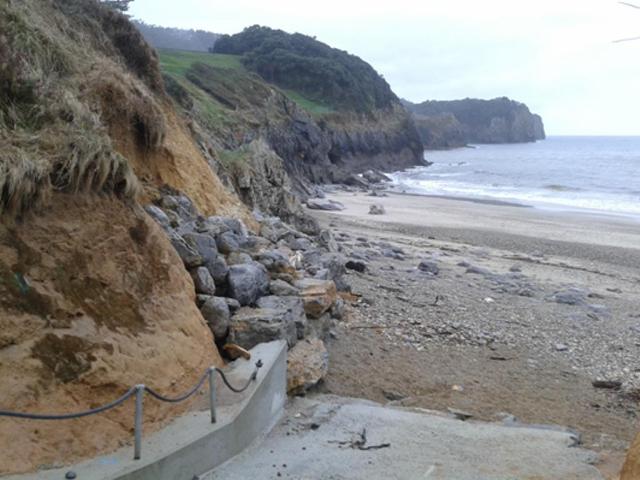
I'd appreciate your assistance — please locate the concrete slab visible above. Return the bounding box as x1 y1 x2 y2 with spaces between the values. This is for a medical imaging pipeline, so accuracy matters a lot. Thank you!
6 341 287 480
204 395 604 480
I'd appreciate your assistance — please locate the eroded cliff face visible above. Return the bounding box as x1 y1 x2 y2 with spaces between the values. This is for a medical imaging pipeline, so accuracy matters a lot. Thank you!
265 103 423 184
404 97 545 149
164 61 424 230
0 1 248 473
0 196 221 474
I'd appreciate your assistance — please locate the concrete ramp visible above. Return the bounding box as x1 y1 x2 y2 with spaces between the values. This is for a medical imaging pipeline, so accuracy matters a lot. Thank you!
204 395 603 480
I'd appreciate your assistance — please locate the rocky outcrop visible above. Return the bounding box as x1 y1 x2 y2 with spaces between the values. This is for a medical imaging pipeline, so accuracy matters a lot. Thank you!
403 97 545 149
266 103 424 185
162 50 424 232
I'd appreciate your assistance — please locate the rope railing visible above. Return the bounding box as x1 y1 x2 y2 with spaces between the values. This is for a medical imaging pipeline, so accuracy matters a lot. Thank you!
0 360 263 461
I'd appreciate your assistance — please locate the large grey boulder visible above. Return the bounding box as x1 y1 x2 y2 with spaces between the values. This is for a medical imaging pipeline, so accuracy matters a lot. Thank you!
256 250 292 274
216 231 241 255
169 231 203 268
227 262 270 306
144 205 170 229
229 306 298 349
288 237 314 251
245 234 273 252
270 279 301 297
160 194 197 222
227 252 253 266
260 217 300 243
174 219 199 237
223 297 241 313
197 216 231 237
200 296 230 340
190 267 216 295
318 229 340 253
319 253 350 292
257 295 308 340
183 232 218 264
205 255 229 287
221 217 248 238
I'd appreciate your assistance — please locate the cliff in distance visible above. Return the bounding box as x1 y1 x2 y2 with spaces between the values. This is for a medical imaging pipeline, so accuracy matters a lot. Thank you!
157 26 424 228
403 97 546 149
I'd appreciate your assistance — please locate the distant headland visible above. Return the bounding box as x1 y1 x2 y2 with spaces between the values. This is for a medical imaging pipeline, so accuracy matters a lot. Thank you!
402 97 546 149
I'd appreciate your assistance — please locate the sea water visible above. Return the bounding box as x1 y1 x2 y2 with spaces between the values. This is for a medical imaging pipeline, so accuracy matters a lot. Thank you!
389 136 640 217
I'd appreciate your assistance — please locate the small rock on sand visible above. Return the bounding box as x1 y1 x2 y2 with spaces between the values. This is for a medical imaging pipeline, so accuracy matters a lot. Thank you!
418 260 439 275
369 204 386 215
592 379 622 390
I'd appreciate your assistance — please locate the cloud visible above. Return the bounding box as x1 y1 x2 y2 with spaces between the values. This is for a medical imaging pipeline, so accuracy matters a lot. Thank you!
130 0 640 134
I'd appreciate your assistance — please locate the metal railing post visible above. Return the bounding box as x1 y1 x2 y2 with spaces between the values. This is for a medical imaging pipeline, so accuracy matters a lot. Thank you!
208 367 217 424
134 384 145 460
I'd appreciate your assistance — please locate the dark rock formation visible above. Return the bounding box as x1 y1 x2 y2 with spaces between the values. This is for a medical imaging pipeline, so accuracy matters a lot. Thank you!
403 97 545 149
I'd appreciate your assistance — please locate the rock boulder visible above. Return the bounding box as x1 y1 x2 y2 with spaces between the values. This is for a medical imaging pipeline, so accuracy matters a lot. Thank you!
227 262 270 306
306 199 346 211
257 295 308 340
295 278 337 319
200 296 231 340
287 338 329 394
229 307 298 349
190 267 216 295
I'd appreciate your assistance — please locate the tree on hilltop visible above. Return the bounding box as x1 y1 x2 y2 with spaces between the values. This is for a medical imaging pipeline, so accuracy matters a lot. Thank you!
101 0 134 12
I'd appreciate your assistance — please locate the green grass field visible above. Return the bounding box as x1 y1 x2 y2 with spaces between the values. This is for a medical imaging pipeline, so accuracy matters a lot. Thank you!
282 89 334 116
158 49 244 77
158 49 333 116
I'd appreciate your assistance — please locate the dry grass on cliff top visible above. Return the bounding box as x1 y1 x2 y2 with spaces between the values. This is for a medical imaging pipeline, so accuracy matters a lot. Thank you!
0 0 169 217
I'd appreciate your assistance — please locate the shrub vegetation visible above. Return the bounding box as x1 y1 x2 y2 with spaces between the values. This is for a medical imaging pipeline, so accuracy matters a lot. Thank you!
213 25 397 113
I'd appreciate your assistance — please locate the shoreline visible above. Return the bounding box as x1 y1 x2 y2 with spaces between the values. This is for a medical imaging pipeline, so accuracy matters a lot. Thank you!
381 189 532 208
380 186 640 223
385 137 640 223
321 190 640 252
312 190 640 476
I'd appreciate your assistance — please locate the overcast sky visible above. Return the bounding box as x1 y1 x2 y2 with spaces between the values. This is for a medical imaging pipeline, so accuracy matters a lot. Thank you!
129 0 640 135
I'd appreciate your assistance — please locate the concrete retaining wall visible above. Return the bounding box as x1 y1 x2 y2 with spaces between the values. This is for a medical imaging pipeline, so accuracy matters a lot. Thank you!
7 341 287 480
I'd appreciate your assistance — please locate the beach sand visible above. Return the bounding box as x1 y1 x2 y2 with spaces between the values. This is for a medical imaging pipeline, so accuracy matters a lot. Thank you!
311 191 640 479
